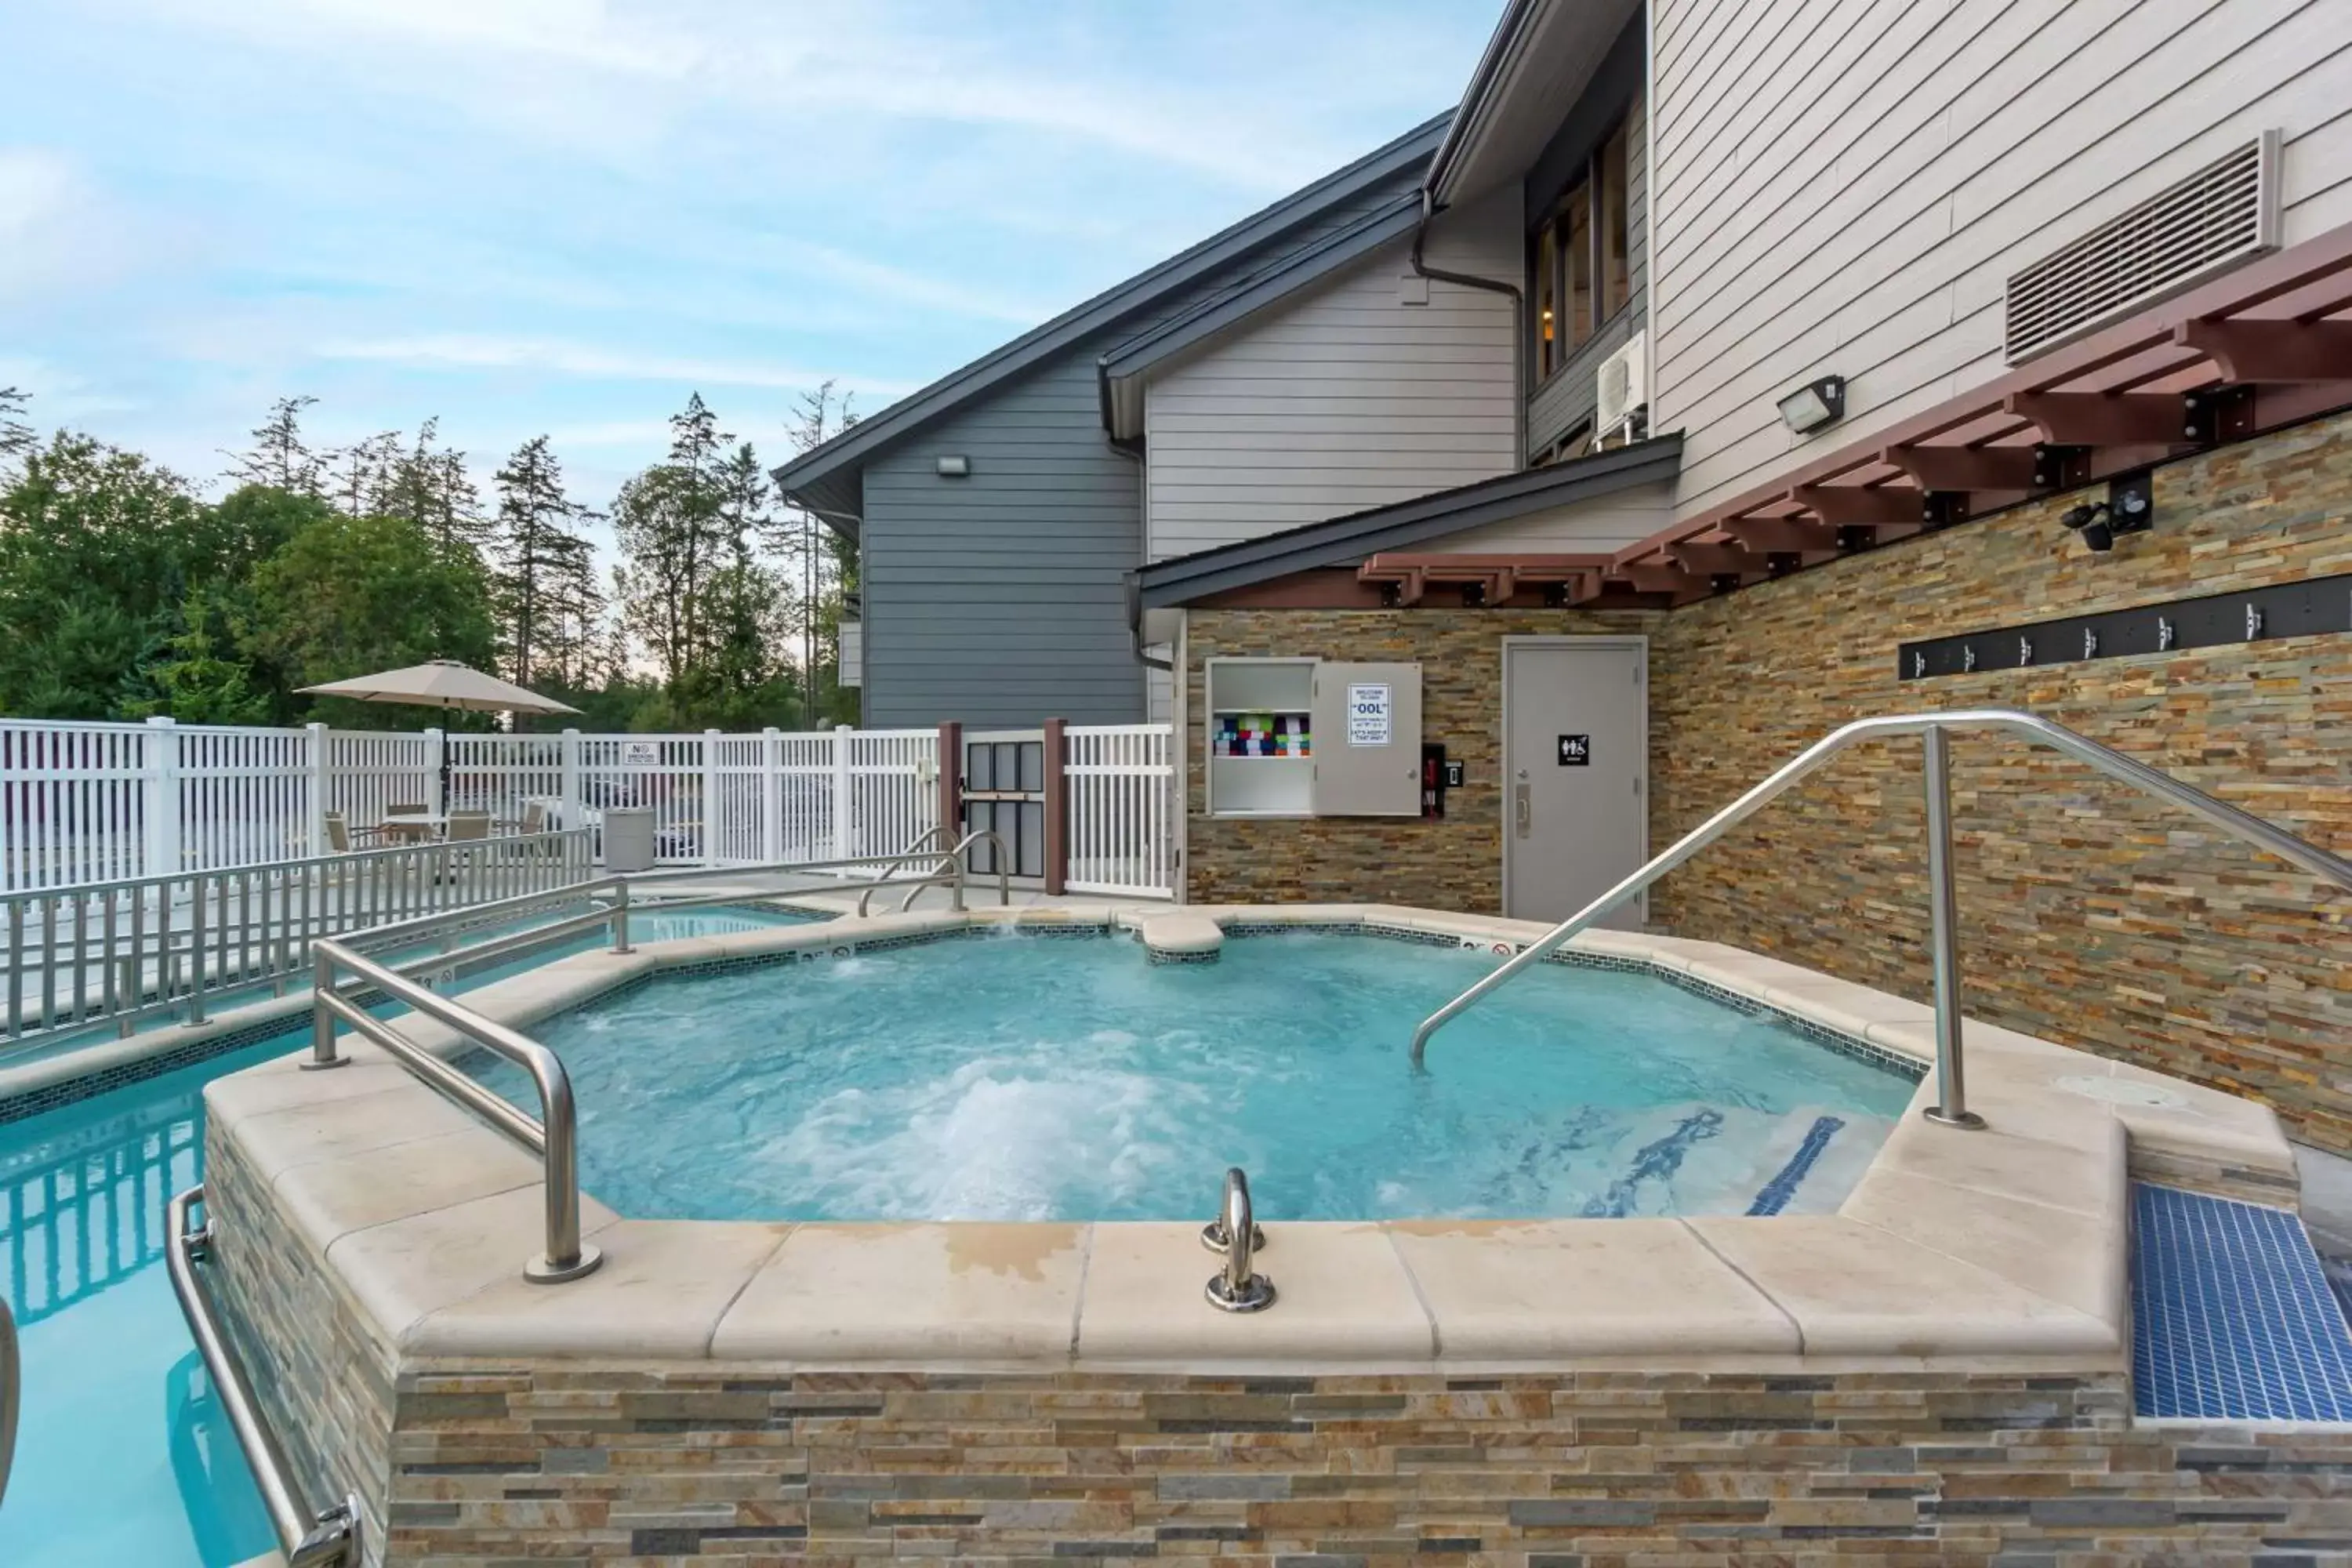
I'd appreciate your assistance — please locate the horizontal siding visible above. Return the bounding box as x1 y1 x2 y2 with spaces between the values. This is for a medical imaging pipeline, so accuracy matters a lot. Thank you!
1528 87 1650 455
858 165 1432 727
1143 213 1519 564
1435 481 1676 553
1652 0 2352 523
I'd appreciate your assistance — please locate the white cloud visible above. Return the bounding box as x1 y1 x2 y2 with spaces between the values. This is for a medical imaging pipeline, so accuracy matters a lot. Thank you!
310 332 915 397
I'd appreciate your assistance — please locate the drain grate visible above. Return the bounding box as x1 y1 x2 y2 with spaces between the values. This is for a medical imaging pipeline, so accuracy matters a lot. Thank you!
2132 1183 2352 1421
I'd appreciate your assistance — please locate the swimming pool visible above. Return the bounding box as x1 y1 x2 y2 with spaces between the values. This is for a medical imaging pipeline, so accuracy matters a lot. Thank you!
498 930 1919 1225
0 900 826 1568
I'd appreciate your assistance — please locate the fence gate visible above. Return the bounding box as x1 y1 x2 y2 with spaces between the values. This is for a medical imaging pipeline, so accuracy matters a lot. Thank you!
961 730 1047 880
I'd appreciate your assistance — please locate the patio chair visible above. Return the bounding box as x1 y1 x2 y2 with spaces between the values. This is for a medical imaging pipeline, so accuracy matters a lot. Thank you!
444 811 492 842
321 810 392 854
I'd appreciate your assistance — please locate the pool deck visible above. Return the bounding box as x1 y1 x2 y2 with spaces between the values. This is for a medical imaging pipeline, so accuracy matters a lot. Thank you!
203 901 2296 1377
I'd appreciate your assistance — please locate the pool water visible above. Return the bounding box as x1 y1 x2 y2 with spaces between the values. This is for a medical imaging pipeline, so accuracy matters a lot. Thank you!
502 931 1920 1224
0 901 819 1568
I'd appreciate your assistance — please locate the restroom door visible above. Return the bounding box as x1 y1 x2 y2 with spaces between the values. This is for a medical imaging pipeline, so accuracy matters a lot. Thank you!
1502 639 1647 926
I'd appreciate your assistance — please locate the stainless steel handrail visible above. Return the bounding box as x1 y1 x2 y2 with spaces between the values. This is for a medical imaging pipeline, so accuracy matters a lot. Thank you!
1408 709 2352 1126
855 829 1013 916
167 1185 362 1567
1201 1168 1274 1312
307 938 602 1283
0 1294 16 1509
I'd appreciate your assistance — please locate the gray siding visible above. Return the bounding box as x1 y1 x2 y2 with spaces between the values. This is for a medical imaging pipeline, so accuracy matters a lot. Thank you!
1436 480 1675 552
1652 0 2352 523
857 173 1432 727
1142 199 1519 561
1526 86 1650 456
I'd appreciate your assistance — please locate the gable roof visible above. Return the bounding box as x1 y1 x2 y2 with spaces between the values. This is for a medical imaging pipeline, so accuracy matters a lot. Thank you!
771 112 1452 521
1134 434 1682 607
1095 191 1425 439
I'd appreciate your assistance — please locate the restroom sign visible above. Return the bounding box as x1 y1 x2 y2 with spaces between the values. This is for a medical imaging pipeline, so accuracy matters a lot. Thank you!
1557 733 1591 766
1347 684 1392 746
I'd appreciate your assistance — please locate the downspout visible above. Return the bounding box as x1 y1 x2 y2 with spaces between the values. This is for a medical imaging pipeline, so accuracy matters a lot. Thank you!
1126 573 1173 674
1410 188 1528 466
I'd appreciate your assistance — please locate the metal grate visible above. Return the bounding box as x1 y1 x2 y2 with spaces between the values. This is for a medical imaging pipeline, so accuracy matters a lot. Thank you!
2005 133 2278 363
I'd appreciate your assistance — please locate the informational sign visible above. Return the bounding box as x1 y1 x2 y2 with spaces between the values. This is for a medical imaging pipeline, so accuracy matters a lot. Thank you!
1443 760 1466 789
621 741 660 764
1556 733 1591 766
1346 684 1392 746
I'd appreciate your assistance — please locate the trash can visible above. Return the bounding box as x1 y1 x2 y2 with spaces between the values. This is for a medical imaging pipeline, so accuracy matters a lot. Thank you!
603 807 658 874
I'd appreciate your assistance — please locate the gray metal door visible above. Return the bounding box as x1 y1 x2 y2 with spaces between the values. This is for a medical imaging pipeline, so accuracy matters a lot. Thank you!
962 731 1047 880
1503 640 1646 926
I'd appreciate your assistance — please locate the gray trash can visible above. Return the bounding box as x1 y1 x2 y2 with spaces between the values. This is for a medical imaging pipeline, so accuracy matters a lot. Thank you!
603 807 658 874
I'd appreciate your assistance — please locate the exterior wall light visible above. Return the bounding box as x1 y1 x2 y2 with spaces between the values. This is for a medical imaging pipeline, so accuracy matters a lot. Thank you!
935 455 971 477
1775 376 1846 434
2059 471 2154 554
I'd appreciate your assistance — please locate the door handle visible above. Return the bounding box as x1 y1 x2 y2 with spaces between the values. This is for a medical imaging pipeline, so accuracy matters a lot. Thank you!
1515 781 1530 838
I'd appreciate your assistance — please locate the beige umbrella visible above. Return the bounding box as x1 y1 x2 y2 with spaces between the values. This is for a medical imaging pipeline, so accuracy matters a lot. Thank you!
298 659 579 717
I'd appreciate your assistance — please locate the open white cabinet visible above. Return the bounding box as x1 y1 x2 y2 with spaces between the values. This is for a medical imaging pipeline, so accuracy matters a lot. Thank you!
1205 657 1422 817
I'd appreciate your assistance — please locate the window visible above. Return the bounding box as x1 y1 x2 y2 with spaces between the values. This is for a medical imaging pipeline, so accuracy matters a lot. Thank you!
1528 107 1636 379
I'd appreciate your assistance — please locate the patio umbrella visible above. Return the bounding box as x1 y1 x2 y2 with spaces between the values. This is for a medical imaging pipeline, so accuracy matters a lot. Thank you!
299 660 580 810
297 659 580 717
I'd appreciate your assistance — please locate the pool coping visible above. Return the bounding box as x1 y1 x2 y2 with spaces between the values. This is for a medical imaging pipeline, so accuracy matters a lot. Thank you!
203 902 2299 1377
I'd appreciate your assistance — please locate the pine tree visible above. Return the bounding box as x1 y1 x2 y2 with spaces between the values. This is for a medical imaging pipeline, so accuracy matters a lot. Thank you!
768 382 860 726
226 396 325 495
492 435 601 690
0 387 33 481
325 429 402 517
612 393 739 690
382 419 492 554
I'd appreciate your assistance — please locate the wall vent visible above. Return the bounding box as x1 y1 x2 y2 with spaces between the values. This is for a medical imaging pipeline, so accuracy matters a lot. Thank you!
2005 132 2279 363
1596 331 1648 439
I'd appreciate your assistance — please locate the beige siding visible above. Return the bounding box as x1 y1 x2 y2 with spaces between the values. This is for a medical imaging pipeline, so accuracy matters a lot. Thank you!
1651 0 2352 524
1143 192 1519 562
1434 481 1675 554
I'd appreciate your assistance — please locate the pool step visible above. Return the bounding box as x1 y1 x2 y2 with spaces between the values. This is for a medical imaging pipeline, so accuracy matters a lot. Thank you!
2131 1183 2352 1422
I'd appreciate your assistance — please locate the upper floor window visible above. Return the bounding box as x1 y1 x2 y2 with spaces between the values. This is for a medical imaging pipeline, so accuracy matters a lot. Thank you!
1531 107 1635 382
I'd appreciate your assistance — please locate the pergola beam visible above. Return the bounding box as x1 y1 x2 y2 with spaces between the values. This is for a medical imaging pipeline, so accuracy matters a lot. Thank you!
2175 319 2352 383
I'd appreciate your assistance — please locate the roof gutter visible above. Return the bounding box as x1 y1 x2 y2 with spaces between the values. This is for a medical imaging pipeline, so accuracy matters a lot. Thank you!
1425 0 1542 207
1410 187 1527 465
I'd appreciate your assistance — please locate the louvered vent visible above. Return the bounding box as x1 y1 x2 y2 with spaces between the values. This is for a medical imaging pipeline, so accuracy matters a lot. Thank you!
2005 132 2279 363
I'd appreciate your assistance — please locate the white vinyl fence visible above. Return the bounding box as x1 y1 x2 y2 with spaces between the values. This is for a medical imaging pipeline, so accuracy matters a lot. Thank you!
1 715 1179 898
1065 724 1176 898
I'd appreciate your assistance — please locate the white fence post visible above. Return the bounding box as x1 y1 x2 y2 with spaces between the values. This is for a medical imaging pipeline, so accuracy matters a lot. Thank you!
304 722 328 857
143 716 179 877
702 728 722 868
761 727 782 864
833 724 854 862
423 728 446 816
560 728 582 831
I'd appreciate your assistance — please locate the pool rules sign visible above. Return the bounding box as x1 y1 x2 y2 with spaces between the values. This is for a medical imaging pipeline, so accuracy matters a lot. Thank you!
1309 662 1421 815
1346 684 1392 746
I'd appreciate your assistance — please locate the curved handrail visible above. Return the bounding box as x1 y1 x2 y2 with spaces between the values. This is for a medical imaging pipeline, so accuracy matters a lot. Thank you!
167 1185 362 1566
0 1295 16 1509
308 938 601 1283
855 829 1014 917
1410 709 2352 1100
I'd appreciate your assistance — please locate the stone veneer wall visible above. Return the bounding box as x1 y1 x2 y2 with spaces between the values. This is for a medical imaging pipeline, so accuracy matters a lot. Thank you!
1644 411 2352 1152
1185 609 1657 909
204 1073 2352 1566
1182 412 2351 1149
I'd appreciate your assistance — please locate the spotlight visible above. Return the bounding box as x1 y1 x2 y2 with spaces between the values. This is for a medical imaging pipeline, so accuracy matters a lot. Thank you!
2060 502 2116 552
1775 375 1846 435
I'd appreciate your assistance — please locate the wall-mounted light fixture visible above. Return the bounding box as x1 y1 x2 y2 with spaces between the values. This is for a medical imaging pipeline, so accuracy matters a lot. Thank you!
935 455 972 477
1775 375 1846 435
2059 470 2153 553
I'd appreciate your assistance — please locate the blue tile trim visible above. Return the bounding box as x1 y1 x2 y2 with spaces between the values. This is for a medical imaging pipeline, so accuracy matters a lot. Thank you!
2132 1182 2352 1422
1745 1116 1846 1217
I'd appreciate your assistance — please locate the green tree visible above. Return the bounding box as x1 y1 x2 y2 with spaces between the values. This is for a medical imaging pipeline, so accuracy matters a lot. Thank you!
383 418 492 554
0 387 33 479
226 396 325 495
245 510 498 729
492 435 602 692
612 394 736 690
131 598 272 725
0 434 215 717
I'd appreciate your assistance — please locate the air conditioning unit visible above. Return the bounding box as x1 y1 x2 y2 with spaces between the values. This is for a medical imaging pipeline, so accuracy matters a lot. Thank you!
1596 332 1648 443
2005 132 2280 362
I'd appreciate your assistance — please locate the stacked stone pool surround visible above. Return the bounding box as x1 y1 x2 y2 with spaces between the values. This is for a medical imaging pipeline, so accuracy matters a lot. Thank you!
201 904 2343 1564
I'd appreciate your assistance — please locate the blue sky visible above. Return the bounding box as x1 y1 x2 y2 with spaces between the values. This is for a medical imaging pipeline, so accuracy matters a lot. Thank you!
1 0 1497 544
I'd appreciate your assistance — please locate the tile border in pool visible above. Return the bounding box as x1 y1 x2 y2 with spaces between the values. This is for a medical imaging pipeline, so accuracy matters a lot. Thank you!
198 898 2315 1387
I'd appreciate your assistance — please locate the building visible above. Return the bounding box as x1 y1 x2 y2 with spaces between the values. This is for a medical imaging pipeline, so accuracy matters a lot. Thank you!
785 1 2352 1151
